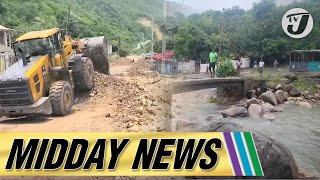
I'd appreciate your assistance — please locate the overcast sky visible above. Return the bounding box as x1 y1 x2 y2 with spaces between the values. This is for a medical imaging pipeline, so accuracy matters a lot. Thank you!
170 0 258 11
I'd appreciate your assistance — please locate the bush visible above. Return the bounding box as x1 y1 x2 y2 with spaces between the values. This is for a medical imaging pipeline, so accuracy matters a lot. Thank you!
293 77 318 94
119 49 129 57
216 57 236 77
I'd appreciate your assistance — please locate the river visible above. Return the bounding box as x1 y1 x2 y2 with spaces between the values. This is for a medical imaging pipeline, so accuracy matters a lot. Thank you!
171 88 320 178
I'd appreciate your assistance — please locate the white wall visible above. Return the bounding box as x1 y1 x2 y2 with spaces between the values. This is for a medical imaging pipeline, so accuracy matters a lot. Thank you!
178 60 196 74
200 64 209 73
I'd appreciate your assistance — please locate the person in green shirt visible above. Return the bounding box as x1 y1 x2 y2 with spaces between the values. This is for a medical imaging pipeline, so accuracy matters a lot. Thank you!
208 50 218 77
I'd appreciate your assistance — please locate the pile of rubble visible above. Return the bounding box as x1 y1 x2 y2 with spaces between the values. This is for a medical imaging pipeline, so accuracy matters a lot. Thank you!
127 58 156 77
110 57 135 66
75 58 172 132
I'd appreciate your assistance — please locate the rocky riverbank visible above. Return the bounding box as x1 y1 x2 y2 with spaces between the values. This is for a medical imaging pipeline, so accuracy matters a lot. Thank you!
170 71 320 178
221 82 320 120
172 87 320 178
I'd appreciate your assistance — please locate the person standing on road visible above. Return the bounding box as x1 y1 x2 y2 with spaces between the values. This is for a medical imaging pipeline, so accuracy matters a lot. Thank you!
236 59 242 77
258 59 265 76
208 49 218 78
253 60 258 69
273 59 279 69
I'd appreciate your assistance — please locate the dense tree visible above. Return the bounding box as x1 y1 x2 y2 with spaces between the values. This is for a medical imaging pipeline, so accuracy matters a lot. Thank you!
0 1 5 15
169 0 320 65
0 0 318 61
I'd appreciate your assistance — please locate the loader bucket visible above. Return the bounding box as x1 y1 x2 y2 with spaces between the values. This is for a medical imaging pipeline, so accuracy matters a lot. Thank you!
80 36 110 74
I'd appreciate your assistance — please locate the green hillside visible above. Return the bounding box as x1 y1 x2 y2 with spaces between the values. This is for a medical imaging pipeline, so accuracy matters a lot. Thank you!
0 0 192 49
164 0 320 63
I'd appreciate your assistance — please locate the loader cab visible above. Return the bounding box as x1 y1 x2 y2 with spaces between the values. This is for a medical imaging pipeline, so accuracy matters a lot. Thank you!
14 38 53 66
14 28 72 68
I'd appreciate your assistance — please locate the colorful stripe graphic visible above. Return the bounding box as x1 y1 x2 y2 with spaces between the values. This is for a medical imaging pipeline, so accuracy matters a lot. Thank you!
0 132 263 176
223 132 264 176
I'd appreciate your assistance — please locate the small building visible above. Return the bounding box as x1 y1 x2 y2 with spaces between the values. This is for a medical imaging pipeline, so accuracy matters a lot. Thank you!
153 50 177 75
0 25 13 54
289 50 320 73
0 25 14 73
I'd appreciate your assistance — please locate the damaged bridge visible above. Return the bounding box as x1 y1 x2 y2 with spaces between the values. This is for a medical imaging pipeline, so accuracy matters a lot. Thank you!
173 78 250 102
173 78 246 94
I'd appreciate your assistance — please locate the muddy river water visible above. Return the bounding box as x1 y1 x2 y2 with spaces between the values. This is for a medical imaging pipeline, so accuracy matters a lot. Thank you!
171 89 320 178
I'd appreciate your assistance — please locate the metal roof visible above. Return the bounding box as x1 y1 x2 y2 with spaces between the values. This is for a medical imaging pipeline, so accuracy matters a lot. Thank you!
15 28 59 42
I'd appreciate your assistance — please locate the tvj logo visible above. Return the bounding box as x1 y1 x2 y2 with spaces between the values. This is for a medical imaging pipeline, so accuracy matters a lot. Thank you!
282 8 313 38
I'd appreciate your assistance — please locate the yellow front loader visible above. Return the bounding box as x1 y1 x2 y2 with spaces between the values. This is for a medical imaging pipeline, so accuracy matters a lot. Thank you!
0 28 110 116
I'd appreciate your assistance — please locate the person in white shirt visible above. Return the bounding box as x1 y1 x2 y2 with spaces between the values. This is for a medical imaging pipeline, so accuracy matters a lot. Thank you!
258 60 265 75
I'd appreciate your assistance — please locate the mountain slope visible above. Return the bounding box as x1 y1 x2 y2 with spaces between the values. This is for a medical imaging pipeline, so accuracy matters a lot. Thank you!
0 0 194 49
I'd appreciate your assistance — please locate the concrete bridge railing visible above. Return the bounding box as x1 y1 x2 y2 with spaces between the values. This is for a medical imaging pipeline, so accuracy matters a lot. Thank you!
172 78 245 94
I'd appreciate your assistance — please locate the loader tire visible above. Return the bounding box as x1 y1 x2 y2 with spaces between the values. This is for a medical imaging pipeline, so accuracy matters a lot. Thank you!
73 57 95 91
49 81 73 116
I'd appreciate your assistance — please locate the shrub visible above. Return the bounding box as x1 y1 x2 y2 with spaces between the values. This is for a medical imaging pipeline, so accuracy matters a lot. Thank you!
216 57 236 77
293 77 318 93
119 49 129 57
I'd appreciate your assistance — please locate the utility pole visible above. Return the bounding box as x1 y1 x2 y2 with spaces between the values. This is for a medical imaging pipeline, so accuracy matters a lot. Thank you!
151 17 154 60
162 0 166 60
118 37 121 57
219 10 224 55
66 4 71 35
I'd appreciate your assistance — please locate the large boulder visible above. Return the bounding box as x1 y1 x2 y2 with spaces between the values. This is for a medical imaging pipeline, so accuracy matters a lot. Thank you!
275 84 283 90
275 90 288 104
299 101 312 108
261 91 278 105
235 99 248 108
273 106 284 112
301 91 312 99
301 91 311 97
248 104 263 119
284 100 295 105
256 86 268 97
289 89 301 97
302 91 314 100
209 122 299 179
314 93 320 101
263 112 275 121
221 106 248 118
253 131 299 179
283 84 295 93
262 102 274 113
284 91 289 100
246 98 261 108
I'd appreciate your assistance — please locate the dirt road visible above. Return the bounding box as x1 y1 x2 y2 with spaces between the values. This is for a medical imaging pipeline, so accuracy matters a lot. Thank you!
0 57 172 132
